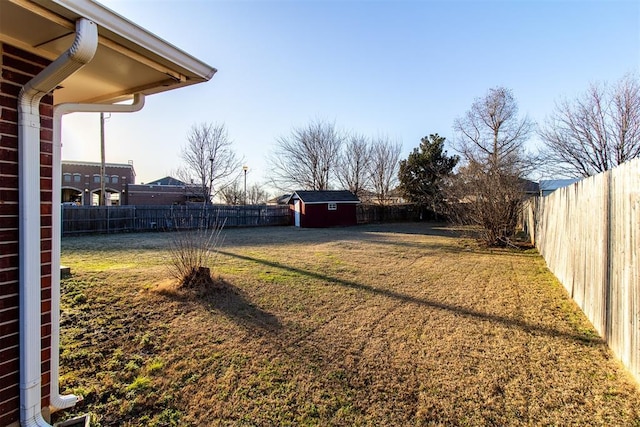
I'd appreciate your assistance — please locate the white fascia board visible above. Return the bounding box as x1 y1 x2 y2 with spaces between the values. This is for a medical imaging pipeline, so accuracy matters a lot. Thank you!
46 0 216 80
302 201 361 205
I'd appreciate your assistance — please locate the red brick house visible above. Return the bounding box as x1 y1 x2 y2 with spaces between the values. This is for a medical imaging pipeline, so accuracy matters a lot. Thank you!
0 1 215 426
287 190 360 228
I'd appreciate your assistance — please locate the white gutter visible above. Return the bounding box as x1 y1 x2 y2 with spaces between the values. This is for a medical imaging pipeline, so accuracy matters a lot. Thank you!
18 18 98 427
49 93 145 412
48 0 216 80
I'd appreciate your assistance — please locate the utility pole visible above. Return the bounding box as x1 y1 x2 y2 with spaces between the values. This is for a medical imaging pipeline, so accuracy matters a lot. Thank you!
100 112 106 206
209 157 214 204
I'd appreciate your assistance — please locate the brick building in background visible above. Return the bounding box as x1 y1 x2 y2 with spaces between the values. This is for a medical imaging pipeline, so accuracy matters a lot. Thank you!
61 160 135 206
126 176 205 205
0 1 215 425
60 164 205 206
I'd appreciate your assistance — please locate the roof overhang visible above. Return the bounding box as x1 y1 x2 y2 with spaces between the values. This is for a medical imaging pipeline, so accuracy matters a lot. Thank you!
300 201 361 205
0 0 216 104
286 191 361 205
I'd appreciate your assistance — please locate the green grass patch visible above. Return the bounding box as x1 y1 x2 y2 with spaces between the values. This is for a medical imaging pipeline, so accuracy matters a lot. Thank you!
53 223 640 426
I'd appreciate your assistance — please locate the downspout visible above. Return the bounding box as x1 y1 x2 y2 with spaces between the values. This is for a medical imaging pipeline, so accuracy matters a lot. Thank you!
50 94 145 412
18 18 98 427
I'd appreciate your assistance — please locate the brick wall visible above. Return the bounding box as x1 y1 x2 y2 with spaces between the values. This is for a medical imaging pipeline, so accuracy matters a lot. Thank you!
61 162 134 205
0 42 53 427
127 184 196 205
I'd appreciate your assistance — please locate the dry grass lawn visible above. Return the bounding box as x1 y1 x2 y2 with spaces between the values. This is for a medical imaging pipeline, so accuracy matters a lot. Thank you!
55 223 640 426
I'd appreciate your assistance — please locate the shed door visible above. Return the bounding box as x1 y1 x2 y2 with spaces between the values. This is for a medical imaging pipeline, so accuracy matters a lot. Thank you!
294 200 301 227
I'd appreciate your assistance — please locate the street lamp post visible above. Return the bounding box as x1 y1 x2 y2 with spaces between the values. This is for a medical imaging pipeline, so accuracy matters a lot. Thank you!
243 165 248 205
209 157 214 204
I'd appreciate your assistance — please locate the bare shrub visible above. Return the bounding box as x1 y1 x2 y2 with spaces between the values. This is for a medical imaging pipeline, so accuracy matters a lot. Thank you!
167 218 226 291
446 161 526 246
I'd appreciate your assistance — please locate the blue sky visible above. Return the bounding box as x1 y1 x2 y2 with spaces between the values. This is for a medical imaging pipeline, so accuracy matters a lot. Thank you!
61 0 640 191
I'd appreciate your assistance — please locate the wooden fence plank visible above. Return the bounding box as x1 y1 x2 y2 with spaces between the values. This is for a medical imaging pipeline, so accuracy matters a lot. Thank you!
524 158 640 384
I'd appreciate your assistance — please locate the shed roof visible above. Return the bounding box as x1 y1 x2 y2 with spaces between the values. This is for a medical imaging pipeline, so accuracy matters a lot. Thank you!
0 0 216 104
287 190 360 204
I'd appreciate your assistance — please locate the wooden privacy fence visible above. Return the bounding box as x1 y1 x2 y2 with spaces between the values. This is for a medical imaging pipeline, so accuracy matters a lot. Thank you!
62 205 292 236
63 203 425 235
357 204 421 223
523 158 639 383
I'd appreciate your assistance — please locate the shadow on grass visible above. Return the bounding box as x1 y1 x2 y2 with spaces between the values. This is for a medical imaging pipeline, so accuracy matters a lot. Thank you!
362 222 466 238
218 250 602 346
214 222 464 248
157 278 281 333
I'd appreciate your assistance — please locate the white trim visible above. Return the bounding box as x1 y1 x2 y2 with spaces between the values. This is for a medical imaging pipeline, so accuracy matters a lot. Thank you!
294 200 301 227
300 200 360 205
19 18 98 427
46 0 216 80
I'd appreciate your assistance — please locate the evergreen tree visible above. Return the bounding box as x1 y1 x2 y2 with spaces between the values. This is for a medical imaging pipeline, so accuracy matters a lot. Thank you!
398 134 458 217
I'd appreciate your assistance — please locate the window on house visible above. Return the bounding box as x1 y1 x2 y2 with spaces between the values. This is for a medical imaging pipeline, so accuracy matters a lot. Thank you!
111 175 118 184
73 173 81 182
328 203 337 211
93 174 101 183
63 173 71 182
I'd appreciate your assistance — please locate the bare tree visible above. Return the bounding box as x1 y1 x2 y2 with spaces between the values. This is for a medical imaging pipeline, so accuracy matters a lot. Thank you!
369 135 402 205
450 87 534 246
269 119 344 191
539 73 640 177
220 179 243 205
453 87 534 174
335 133 372 198
179 123 241 203
247 183 270 205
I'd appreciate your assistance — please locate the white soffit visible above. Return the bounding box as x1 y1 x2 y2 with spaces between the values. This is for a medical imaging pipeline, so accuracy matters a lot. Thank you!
0 0 217 104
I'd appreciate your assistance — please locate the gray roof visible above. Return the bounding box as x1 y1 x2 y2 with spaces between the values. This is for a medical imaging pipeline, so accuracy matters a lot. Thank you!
539 179 580 192
146 176 187 186
287 190 360 204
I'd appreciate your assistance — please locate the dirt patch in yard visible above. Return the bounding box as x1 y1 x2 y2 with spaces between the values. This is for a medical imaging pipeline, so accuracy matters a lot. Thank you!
55 223 639 426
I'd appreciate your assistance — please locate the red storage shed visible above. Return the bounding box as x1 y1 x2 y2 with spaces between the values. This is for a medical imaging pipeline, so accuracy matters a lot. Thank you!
287 190 360 228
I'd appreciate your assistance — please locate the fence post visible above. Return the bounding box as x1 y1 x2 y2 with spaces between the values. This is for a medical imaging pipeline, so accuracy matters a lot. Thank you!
604 171 613 344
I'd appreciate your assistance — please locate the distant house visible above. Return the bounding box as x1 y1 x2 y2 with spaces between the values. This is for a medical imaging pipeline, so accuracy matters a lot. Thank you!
267 194 292 205
521 179 540 197
286 190 360 228
0 1 215 426
126 176 204 205
539 179 580 196
61 160 135 205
